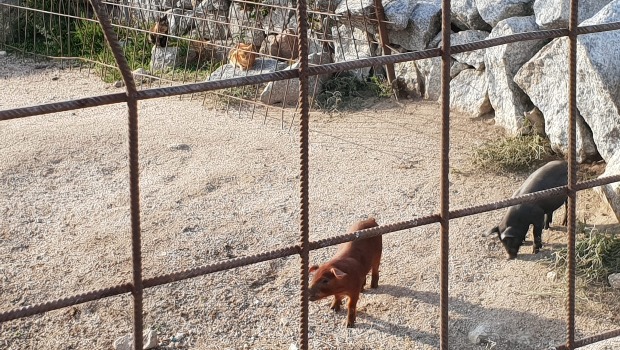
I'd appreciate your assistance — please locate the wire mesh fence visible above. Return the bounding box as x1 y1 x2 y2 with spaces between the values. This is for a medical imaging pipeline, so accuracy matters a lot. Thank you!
0 0 397 126
1 0 620 349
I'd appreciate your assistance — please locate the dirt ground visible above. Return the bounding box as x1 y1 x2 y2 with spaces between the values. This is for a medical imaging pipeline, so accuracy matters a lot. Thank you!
1 54 619 350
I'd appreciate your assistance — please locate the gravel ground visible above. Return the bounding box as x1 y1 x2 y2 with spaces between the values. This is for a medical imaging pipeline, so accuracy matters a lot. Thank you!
1 54 619 350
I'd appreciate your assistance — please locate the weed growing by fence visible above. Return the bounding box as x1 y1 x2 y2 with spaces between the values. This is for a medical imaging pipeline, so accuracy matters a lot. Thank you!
7 1 153 82
552 227 620 285
77 21 152 82
369 75 394 98
11 0 85 57
315 73 393 114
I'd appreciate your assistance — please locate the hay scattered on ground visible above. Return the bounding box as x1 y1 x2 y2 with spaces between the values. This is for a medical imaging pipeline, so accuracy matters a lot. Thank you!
472 134 554 173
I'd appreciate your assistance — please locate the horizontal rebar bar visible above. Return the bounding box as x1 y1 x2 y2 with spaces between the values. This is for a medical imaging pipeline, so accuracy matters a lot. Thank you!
554 328 620 349
0 284 132 322
0 93 128 121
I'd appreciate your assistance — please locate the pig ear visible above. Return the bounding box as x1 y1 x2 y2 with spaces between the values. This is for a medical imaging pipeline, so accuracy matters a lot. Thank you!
309 265 319 273
330 267 347 279
500 228 517 240
483 226 499 237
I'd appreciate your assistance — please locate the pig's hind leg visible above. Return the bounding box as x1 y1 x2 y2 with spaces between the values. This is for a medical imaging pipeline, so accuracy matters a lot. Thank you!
544 211 553 230
370 256 381 288
562 200 568 226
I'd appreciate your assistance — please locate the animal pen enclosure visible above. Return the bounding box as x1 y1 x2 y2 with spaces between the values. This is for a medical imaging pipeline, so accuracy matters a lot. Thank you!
1 0 620 349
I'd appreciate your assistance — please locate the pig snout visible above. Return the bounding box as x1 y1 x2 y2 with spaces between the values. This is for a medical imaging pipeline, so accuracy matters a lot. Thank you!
308 271 336 302
500 237 521 259
308 287 324 301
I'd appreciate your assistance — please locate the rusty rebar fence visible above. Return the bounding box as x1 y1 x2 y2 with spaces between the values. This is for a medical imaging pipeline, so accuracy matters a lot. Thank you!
2 0 620 349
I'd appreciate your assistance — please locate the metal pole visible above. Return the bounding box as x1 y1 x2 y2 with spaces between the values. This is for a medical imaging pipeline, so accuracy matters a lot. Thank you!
373 0 396 84
566 0 579 348
296 0 310 345
89 1 143 349
439 0 451 348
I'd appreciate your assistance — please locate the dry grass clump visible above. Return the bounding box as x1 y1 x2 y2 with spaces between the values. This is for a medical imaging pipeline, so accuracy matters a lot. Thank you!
552 227 620 286
314 74 393 115
472 134 554 173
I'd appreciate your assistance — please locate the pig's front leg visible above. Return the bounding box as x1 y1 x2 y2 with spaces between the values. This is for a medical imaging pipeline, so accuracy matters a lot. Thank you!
330 295 342 311
345 293 359 328
532 221 544 254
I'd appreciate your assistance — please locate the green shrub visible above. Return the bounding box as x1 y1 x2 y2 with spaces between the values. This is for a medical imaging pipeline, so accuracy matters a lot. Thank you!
369 75 394 98
9 0 85 56
7 1 153 82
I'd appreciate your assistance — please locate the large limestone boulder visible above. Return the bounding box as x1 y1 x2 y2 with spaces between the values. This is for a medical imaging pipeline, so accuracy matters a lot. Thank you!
384 0 417 31
332 24 378 80
484 16 547 134
450 69 492 117
334 0 377 32
533 0 612 29
311 0 342 12
570 1 620 162
167 8 194 36
514 36 602 163
260 53 333 106
176 0 194 9
259 29 299 61
394 60 422 98
194 12 229 41
193 0 230 41
395 57 467 100
195 0 230 12
261 0 297 33
131 0 164 22
415 56 442 101
151 46 181 70
451 0 492 31
389 1 442 51
228 2 265 47
595 150 620 223
449 30 489 70
476 0 534 27
207 57 289 80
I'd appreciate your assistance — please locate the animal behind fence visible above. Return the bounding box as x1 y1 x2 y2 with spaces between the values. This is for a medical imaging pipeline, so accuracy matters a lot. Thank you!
148 15 169 47
309 218 382 328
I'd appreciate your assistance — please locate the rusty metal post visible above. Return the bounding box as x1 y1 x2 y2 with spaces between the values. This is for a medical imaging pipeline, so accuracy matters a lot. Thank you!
296 0 311 346
89 1 144 349
439 0 451 348
566 0 579 348
373 0 396 84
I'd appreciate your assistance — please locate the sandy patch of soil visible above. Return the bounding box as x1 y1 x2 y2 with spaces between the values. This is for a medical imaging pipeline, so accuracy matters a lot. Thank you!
1 55 619 349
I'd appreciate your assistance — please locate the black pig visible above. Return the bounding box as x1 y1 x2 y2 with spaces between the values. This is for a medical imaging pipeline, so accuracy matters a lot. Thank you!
487 160 568 259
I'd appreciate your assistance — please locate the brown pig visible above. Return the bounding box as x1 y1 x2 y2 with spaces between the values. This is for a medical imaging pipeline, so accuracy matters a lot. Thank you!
308 218 382 327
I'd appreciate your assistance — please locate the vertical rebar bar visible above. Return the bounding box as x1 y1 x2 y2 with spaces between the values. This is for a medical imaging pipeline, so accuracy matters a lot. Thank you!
296 0 310 346
440 0 451 348
373 0 395 84
566 0 579 348
89 1 144 349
